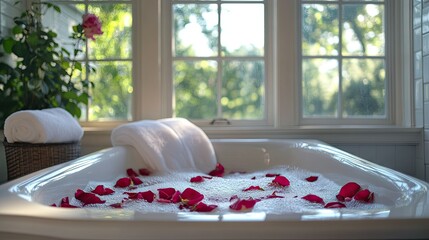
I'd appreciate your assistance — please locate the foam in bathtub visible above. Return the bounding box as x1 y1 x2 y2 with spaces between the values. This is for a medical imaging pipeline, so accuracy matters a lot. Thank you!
64 166 387 214
111 118 217 173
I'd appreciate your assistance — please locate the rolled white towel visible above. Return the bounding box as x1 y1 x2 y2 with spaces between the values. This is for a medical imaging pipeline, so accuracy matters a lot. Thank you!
111 118 217 173
4 108 84 144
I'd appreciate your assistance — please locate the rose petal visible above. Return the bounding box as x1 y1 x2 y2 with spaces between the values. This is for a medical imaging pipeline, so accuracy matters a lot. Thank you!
92 185 115 195
180 188 204 206
158 188 176 200
192 202 218 212
124 191 156 203
243 186 264 191
271 175 290 187
59 197 79 208
354 189 374 203
75 189 106 206
114 177 132 188
131 176 143 185
139 168 151 176
302 194 325 204
126 168 139 177
265 173 280 177
336 182 361 202
190 176 204 183
305 176 318 182
265 191 284 199
110 202 123 208
229 197 259 211
324 201 347 209
209 163 225 177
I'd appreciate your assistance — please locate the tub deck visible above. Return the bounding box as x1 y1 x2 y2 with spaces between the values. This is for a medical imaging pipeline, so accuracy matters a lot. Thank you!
0 139 428 239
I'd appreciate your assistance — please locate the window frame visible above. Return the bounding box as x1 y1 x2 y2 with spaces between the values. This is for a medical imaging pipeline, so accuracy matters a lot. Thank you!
161 0 275 128
79 0 409 130
298 0 394 126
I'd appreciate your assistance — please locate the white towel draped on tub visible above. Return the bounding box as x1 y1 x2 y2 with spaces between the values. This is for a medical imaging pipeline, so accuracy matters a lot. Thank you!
111 118 217 173
4 108 84 144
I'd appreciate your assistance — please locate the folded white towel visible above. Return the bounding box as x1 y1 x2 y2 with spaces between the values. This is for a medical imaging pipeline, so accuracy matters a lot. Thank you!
111 118 217 173
4 108 84 144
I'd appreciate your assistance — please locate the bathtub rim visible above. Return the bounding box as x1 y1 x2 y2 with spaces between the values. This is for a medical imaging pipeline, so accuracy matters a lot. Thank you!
0 139 429 221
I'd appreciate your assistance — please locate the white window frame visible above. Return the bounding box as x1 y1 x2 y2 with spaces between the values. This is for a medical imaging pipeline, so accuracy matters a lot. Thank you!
79 0 411 130
160 0 275 128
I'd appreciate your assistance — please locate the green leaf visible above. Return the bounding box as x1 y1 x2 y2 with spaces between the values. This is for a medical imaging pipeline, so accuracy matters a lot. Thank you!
12 25 23 35
2 38 16 53
63 91 78 100
74 62 82 71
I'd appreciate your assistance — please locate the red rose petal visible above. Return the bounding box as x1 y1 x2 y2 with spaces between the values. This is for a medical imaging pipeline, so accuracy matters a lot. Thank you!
92 185 115 195
192 202 218 212
59 197 79 208
124 191 156 203
229 197 259 211
271 175 290 187
324 201 347 209
172 190 181 203
110 202 123 208
265 173 280 177
265 191 284 199
190 176 204 183
305 176 318 182
336 182 361 202
209 163 225 177
180 188 204 206
75 189 106 206
302 194 325 204
139 168 151 176
354 189 374 203
158 188 176 200
131 176 143 185
114 177 132 188
126 168 139 177
243 185 264 191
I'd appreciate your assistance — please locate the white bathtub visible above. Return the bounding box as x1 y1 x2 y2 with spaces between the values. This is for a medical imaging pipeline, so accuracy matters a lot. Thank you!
0 139 428 239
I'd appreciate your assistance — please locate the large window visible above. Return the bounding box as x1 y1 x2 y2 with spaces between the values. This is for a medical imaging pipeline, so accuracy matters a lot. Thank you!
170 0 268 124
44 0 133 122
300 0 387 124
36 0 404 128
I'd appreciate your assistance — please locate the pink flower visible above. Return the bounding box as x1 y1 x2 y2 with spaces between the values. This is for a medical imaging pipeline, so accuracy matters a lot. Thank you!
82 13 103 40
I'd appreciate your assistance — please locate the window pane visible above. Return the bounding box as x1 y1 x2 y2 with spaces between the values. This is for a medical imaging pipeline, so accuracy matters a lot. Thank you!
43 3 85 59
302 4 339 56
88 4 132 59
89 61 132 121
342 4 384 56
222 61 265 119
174 61 218 119
302 59 339 117
221 3 264 56
173 4 218 57
342 59 385 117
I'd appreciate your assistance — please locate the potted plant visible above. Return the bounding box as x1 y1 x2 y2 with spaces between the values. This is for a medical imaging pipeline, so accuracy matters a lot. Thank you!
0 1 103 128
0 1 102 180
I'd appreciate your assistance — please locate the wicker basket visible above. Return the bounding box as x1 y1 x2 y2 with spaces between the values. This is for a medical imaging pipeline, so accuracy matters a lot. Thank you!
3 140 81 180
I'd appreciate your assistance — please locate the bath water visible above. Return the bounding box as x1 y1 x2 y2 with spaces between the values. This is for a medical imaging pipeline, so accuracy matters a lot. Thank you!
69 166 387 214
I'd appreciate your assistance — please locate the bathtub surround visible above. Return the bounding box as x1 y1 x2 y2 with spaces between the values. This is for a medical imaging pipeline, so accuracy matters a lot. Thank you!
0 139 428 239
413 0 429 184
